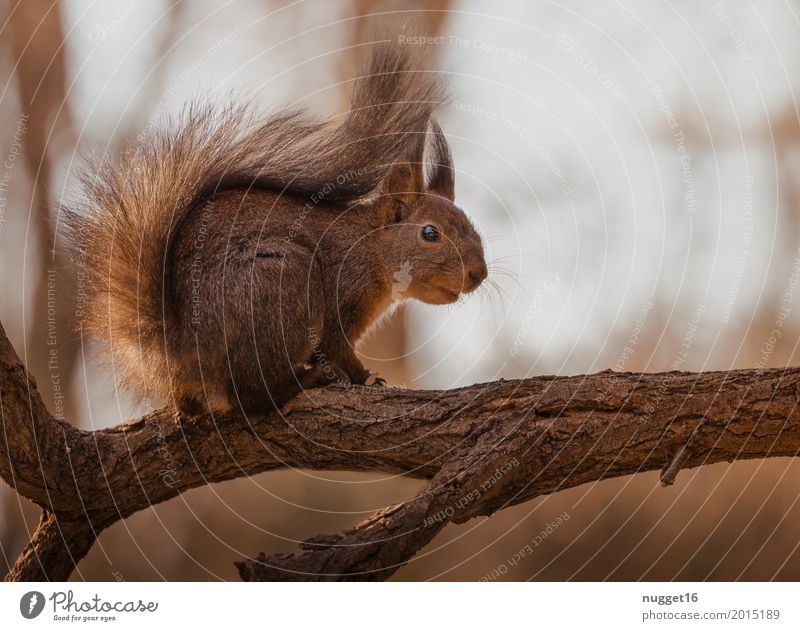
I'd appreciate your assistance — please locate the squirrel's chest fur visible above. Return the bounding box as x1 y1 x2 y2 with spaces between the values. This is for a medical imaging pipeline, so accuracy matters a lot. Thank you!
169 189 393 346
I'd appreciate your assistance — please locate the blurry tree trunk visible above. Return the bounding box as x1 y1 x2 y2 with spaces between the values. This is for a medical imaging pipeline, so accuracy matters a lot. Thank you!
121 0 187 139
2 0 78 576
8 0 78 421
342 0 452 386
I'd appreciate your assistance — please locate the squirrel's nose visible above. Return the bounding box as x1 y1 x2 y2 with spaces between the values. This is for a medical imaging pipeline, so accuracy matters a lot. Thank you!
465 260 488 291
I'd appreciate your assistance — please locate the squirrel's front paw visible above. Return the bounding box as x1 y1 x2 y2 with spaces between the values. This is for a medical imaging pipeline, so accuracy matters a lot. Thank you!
336 359 370 385
365 373 387 387
342 362 386 387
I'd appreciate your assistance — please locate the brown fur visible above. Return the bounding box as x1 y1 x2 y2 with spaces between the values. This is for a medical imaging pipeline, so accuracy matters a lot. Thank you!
65 41 487 414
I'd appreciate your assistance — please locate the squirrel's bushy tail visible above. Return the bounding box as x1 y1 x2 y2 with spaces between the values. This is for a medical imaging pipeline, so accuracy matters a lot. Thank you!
65 41 445 403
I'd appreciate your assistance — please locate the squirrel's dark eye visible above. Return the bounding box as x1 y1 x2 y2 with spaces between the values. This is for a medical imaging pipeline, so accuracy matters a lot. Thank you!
421 225 439 242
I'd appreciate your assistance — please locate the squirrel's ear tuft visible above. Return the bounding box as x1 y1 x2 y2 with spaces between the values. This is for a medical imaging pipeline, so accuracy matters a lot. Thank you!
382 160 423 195
426 119 455 201
380 163 418 224
379 131 425 224
384 129 426 194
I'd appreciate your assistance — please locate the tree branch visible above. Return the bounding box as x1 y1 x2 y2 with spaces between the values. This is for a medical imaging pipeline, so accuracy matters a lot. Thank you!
2 318 799 580
4 513 96 581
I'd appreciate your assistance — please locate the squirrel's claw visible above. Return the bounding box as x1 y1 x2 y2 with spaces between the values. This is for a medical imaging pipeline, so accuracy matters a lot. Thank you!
365 373 387 387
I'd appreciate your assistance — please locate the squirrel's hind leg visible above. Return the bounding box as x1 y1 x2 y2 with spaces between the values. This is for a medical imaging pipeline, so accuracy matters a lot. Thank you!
296 360 349 389
171 376 232 417
177 395 204 417
223 242 326 413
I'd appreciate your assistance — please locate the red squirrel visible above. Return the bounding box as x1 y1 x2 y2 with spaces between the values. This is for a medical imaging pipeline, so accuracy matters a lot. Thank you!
66 41 487 415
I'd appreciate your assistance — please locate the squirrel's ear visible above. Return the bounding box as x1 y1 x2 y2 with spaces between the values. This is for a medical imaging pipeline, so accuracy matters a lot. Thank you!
383 130 426 194
380 133 425 224
382 160 424 198
380 163 417 224
426 119 455 201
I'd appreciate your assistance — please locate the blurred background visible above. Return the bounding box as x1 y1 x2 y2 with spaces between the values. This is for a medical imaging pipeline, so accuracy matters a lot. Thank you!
2 0 800 580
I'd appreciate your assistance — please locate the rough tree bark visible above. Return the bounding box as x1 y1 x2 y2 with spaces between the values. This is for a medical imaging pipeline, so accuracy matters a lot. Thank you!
1 319 799 581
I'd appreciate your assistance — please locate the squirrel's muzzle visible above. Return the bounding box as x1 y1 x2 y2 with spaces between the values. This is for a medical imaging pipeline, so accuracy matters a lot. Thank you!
463 258 488 293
